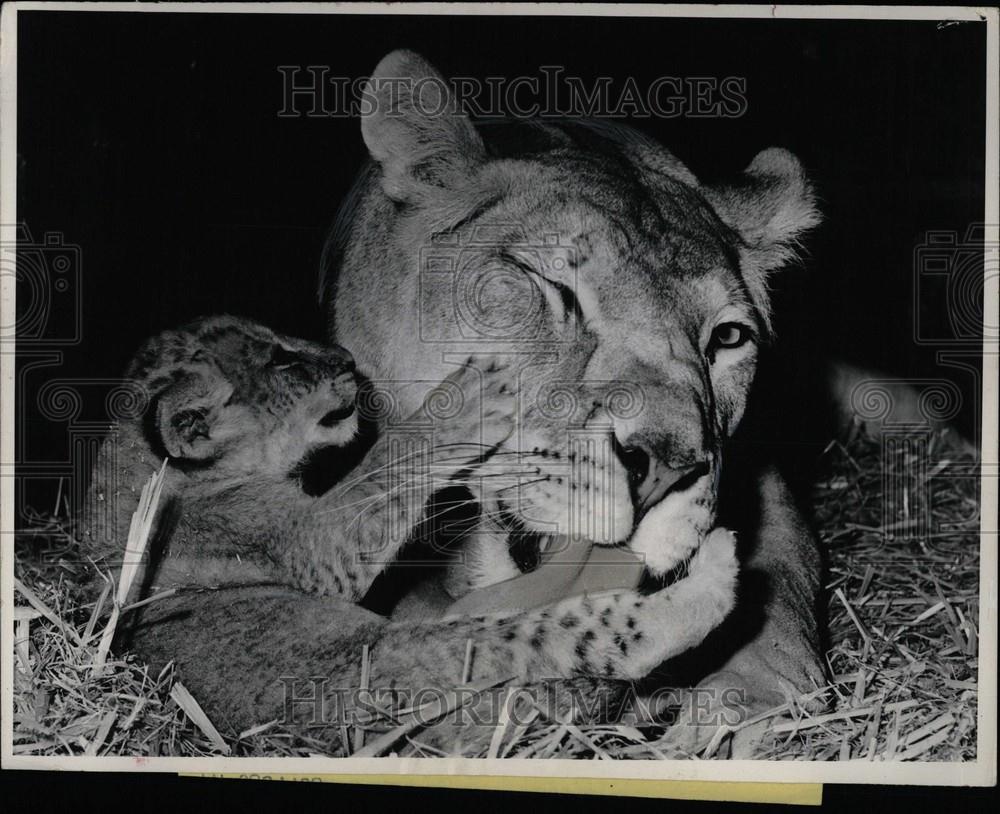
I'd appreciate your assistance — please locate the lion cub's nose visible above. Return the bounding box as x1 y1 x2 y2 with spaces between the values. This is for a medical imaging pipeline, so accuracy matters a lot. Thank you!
327 344 355 373
617 441 711 514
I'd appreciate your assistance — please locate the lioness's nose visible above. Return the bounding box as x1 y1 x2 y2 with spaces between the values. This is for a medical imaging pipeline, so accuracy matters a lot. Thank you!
617 440 711 514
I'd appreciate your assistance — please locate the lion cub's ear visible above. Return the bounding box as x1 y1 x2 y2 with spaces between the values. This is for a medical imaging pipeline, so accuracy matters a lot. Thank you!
154 370 235 461
706 147 821 273
361 49 486 202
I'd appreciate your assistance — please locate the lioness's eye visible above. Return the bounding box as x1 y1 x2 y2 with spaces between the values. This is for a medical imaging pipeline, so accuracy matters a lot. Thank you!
549 279 584 323
709 322 752 352
503 250 584 325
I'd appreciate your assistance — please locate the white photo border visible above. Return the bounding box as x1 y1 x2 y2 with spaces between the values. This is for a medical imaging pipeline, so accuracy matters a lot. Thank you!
1 2 996 786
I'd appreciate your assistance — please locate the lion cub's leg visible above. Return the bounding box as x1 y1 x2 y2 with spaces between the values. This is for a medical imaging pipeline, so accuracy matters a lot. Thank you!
135 533 734 749
279 359 516 600
369 528 738 688
668 467 825 757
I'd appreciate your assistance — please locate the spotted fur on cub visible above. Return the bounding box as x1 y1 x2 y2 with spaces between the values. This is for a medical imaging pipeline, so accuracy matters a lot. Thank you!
81 315 737 750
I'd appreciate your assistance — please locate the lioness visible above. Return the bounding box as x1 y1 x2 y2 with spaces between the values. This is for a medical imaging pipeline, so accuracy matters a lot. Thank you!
83 315 738 749
323 50 827 748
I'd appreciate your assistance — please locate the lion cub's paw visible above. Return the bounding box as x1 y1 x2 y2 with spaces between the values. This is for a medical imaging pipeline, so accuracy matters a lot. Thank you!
431 356 517 453
612 528 739 679
687 527 739 588
664 527 739 640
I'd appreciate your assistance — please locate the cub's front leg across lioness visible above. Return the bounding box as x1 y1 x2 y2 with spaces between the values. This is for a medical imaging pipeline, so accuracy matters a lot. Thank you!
370 527 738 689
133 528 737 748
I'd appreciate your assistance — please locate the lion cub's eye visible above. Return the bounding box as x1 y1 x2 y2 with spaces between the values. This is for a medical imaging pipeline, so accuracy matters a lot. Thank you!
709 322 753 352
269 346 302 370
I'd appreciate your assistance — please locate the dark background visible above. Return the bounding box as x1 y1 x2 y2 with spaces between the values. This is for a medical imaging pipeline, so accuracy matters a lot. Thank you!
13 10 988 517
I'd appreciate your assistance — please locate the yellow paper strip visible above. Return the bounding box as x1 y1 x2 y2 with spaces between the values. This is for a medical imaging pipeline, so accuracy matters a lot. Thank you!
181 774 822 805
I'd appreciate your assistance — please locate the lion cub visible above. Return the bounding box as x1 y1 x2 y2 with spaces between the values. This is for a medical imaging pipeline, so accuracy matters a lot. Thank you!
80 314 514 601
81 316 739 730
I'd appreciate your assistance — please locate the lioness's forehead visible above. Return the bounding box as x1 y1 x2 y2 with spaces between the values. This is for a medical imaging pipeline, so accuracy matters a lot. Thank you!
489 164 737 277
481 132 730 248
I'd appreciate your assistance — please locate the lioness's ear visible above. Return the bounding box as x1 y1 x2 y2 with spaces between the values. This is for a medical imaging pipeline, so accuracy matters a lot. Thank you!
361 49 486 202
154 371 234 461
707 147 821 272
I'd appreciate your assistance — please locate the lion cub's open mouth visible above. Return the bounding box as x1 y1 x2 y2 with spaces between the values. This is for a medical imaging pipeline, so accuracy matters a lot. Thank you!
318 405 356 426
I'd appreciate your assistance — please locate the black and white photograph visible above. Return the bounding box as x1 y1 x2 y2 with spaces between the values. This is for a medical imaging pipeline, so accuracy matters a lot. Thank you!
1 3 996 785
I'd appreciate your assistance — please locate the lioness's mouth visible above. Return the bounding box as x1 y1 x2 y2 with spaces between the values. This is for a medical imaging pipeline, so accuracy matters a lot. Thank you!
495 499 546 573
492 491 705 587
493 499 645 577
